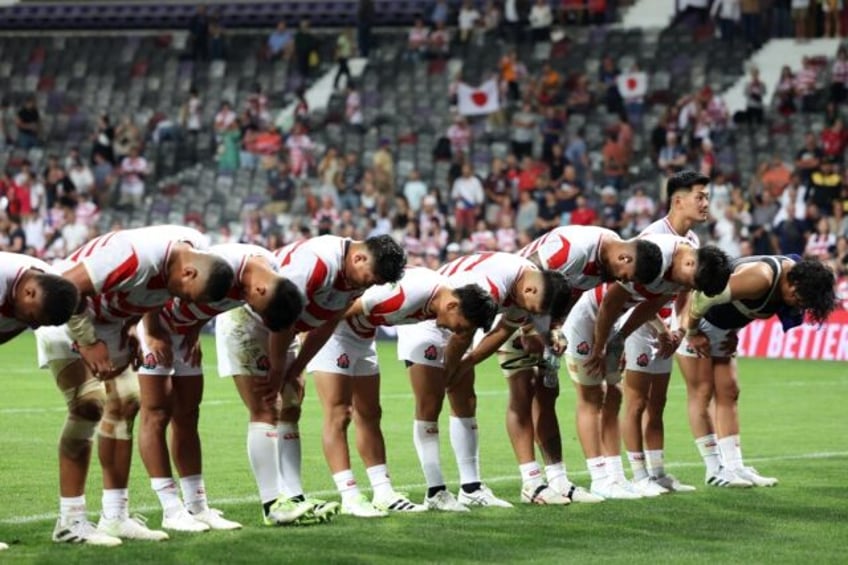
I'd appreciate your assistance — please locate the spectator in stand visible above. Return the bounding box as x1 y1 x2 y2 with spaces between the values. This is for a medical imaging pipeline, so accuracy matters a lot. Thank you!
773 200 809 255
516 156 541 194
313 195 341 236
795 57 819 112
529 0 553 42
515 189 539 235
570 194 598 226
286 122 315 177
699 138 717 177
267 20 294 61
217 120 241 174
339 150 363 211
117 146 148 209
214 101 237 142
831 236 848 276
500 49 520 102
567 74 592 114
458 0 481 46
556 164 581 222
294 86 309 120
750 191 781 254
345 82 364 133
6 216 26 253
745 66 766 126
565 127 590 188
602 129 626 190
357 0 375 57
503 0 524 43
428 21 451 59
760 154 792 197
482 1 501 40
208 18 227 60
808 155 842 217
824 0 841 36
740 0 762 49
15 96 41 150
621 63 647 127
403 169 428 213
792 0 811 39
264 161 296 215
245 83 270 130
91 151 114 206
821 117 848 159
407 17 430 61
189 5 209 61
658 131 687 175
451 163 484 239
431 0 449 26
68 158 94 198
562 0 586 25
534 189 561 236
599 185 625 233
831 46 848 104
470 219 496 251
447 115 472 157
588 0 608 25
295 18 318 80
805 217 837 258
44 155 76 210
74 190 99 228
317 146 343 202
495 214 518 252
774 65 796 116
537 63 562 107
712 0 741 43
795 131 823 187
483 157 513 223
599 55 622 116
623 185 655 235
511 102 538 159
334 28 354 90
540 107 564 163
372 139 395 197
91 114 115 164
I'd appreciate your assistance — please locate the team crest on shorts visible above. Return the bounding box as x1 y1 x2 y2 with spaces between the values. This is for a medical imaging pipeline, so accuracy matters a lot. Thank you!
256 355 270 371
636 353 649 367
576 341 590 355
142 353 157 369
337 353 350 369
423 345 438 361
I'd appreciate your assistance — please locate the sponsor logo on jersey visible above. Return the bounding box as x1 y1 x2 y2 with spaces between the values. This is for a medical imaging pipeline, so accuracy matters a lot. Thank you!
142 353 157 369
336 353 350 369
256 355 271 371
576 341 590 355
423 345 438 361
636 353 649 367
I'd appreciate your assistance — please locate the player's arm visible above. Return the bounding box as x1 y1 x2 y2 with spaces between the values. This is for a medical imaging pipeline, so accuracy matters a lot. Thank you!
0 328 27 345
617 295 674 341
141 308 173 366
687 264 772 330
286 317 343 380
592 283 632 353
61 264 115 377
446 317 520 382
343 298 366 319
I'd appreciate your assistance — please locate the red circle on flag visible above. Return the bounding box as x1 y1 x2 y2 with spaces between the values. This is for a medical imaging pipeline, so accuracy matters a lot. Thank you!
626 77 638 91
471 91 488 106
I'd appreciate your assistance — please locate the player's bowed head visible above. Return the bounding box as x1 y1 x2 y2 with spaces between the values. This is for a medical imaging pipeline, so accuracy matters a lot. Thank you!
345 235 407 288
168 247 236 303
438 284 499 334
15 270 80 327
601 238 664 285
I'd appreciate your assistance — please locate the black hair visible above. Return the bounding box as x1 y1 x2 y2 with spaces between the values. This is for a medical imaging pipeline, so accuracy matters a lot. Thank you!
201 258 236 302
365 235 406 283
262 278 304 332
540 270 572 321
633 240 663 285
36 273 80 326
787 259 836 324
694 245 732 296
666 169 710 202
454 284 498 332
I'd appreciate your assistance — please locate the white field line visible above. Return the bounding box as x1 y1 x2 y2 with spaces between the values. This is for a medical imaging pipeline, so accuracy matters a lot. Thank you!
2 450 847 525
3 378 847 415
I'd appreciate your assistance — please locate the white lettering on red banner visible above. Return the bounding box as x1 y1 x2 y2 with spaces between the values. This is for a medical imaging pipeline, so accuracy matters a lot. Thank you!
736 310 848 361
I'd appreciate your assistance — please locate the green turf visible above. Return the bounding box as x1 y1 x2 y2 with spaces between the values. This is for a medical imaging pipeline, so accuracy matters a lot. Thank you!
0 333 846 564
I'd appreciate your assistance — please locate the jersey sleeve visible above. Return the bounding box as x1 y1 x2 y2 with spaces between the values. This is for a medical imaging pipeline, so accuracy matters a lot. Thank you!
78 235 140 294
536 232 579 273
360 282 405 317
279 248 331 302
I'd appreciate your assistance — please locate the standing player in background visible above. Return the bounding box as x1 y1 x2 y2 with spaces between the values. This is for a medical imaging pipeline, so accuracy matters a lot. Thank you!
216 235 405 525
136 243 303 532
578 234 731 498
494 226 663 504
35 226 234 545
300 268 497 517
680 255 836 487
0 252 79 550
397 252 570 510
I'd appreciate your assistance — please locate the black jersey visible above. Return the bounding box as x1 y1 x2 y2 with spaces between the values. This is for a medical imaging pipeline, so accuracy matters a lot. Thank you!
704 256 789 330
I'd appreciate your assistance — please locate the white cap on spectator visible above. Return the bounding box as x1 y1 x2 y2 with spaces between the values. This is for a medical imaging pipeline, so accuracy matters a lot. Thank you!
460 239 474 253
423 195 437 207
600 186 617 197
447 242 461 253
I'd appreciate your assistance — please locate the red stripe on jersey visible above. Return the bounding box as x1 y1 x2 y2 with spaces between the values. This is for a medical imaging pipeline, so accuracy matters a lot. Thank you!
147 273 167 290
583 261 599 276
545 235 572 271
594 285 604 304
278 240 307 267
463 252 496 272
114 291 150 316
306 259 329 300
370 287 406 316
101 252 140 293
486 277 500 303
444 255 472 276
305 300 338 322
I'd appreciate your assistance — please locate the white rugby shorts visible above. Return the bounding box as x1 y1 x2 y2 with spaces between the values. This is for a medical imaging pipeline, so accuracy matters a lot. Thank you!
306 321 379 377
215 305 298 378
135 318 203 377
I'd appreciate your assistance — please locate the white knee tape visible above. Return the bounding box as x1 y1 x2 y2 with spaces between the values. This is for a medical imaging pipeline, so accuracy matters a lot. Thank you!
98 416 133 440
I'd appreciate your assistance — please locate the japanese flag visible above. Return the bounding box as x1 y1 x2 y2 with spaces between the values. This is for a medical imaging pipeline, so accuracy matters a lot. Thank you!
616 71 647 99
457 79 500 116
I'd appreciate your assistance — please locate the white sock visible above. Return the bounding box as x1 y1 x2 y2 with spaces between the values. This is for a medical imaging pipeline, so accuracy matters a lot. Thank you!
366 464 394 500
151 477 183 516
59 495 87 523
413 420 444 488
718 434 744 471
545 462 569 492
695 434 721 475
645 449 665 477
449 416 480 487
276 422 303 499
519 461 544 489
627 451 648 481
180 474 209 514
605 455 626 482
101 488 129 521
586 456 607 484
333 469 360 504
247 422 281 504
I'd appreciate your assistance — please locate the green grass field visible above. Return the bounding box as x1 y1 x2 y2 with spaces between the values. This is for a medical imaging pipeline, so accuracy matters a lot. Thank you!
0 333 846 564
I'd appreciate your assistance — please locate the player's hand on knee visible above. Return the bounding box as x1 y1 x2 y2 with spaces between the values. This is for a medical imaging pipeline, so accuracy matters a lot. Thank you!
719 331 738 355
583 350 605 378
145 332 173 367
181 328 202 366
688 331 711 358
79 340 115 379
521 333 546 355
657 330 677 359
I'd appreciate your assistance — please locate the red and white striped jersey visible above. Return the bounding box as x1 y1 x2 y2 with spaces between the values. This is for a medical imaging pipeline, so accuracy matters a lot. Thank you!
160 243 276 333
274 235 362 333
640 216 700 247
57 225 209 324
518 226 616 292
0 253 55 334
438 252 535 325
346 267 444 338
622 233 691 302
